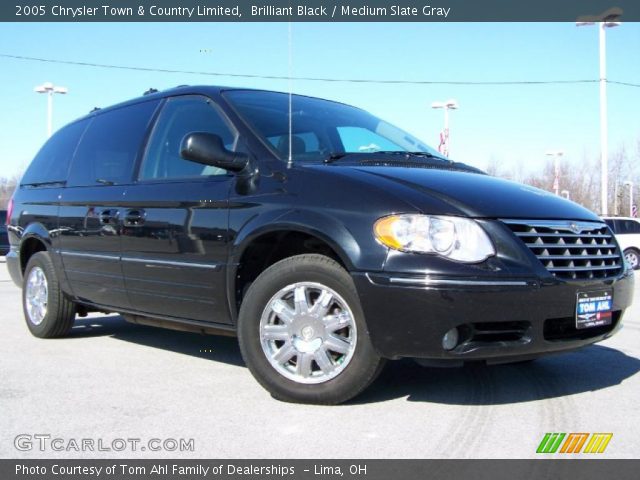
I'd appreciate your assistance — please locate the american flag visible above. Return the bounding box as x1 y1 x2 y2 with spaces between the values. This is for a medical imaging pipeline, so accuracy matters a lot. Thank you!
438 128 449 157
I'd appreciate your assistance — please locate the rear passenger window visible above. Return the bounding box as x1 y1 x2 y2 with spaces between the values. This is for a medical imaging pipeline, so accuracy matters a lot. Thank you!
21 120 89 186
621 220 640 234
139 96 237 180
67 100 159 187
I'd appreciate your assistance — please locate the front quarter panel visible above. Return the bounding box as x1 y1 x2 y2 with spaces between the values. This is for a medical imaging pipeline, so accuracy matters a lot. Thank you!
228 163 419 273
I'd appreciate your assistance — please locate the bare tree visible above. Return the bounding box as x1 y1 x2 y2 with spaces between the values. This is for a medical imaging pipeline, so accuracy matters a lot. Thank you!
485 138 640 216
0 174 19 208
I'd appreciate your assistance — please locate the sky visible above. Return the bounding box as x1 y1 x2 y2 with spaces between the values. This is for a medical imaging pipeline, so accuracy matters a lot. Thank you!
0 22 639 177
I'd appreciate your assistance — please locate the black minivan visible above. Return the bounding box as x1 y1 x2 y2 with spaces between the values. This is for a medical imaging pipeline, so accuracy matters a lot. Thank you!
6 86 634 404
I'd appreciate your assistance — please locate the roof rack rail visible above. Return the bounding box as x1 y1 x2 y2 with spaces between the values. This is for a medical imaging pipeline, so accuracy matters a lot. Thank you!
143 88 159 96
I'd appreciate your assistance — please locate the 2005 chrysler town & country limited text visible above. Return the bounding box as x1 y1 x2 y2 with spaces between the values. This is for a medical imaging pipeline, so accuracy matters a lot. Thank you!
5 86 634 404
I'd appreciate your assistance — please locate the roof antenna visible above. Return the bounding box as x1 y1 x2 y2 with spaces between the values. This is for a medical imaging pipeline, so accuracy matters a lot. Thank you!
287 20 293 168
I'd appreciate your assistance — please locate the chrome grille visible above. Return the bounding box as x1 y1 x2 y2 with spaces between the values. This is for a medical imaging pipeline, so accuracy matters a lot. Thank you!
503 220 623 280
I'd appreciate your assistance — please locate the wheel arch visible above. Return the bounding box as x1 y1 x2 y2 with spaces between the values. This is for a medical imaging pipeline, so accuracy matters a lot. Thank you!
227 210 362 322
19 224 52 273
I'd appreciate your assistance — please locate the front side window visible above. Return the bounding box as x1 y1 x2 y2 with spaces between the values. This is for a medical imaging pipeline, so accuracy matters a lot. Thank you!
223 89 441 163
67 100 160 187
139 96 237 180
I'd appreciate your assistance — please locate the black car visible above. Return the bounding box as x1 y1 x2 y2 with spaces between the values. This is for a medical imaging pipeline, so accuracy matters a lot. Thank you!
6 86 634 404
0 210 8 255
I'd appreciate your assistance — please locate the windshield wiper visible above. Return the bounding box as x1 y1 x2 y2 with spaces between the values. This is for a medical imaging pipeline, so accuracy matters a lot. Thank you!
412 152 450 161
324 152 353 163
378 151 451 162
324 150 450 164
21 180 66 187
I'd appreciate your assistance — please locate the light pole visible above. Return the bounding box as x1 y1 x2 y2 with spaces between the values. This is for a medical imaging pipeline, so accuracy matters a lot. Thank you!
34 82 68 137
431 99 458 157
546 150 564 196
561 190 571 200
624 181 633 217
576 8 621 215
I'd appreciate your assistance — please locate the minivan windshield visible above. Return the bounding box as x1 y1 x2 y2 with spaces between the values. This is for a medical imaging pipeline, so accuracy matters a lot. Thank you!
223 90 445 163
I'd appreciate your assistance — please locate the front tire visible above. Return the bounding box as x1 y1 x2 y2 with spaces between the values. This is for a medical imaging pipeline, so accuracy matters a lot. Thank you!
237 254 384 404
23 251 76 338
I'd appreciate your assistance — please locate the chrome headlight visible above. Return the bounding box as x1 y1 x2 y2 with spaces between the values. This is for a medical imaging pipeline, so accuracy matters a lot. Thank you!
374 214 496 263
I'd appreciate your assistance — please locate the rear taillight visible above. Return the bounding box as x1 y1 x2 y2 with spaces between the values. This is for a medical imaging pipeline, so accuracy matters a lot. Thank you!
6 197 13 225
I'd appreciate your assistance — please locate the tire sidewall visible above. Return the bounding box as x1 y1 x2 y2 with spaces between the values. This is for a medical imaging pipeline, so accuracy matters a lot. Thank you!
238 255 381 404
625 249 640 270
22 252 62 337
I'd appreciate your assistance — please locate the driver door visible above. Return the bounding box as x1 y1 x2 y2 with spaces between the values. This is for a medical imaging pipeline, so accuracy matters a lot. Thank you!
120 95 238 323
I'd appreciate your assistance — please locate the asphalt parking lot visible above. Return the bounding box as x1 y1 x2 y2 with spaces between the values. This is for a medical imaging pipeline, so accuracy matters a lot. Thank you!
1 256 639 459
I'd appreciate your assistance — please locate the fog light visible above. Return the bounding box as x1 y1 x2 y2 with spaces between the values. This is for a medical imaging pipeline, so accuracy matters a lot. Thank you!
442 327 459 351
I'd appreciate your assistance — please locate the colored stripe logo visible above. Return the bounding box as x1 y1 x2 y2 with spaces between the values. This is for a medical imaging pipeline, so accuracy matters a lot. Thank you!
537 433 612 454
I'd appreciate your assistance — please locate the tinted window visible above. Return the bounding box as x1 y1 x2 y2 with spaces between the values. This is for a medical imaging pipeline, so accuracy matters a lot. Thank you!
604 219 616 230
140 96 236 180
267 132 320 156
619 220 640 234
21 120 89 186
224 90 441 163
67 100 159 187
337 126 402 152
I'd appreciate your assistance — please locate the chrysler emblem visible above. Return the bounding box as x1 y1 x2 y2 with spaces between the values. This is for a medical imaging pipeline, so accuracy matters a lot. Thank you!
569 223 581 234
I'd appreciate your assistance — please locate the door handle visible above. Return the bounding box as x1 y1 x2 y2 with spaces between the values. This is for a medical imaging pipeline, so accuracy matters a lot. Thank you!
124 209 145 227
99 209 119 224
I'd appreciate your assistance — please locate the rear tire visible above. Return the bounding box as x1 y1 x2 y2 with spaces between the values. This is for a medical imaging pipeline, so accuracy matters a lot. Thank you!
22 251 76 338
237 254 384 404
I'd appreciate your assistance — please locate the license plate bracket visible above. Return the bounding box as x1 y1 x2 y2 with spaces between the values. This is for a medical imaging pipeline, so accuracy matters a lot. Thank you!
575 291 613 329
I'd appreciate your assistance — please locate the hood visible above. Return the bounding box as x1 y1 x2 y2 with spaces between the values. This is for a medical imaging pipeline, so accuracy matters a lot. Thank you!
347 165 600 221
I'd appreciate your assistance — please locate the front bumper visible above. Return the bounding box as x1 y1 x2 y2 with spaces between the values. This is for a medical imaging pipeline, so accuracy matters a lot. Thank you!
353 270 634 362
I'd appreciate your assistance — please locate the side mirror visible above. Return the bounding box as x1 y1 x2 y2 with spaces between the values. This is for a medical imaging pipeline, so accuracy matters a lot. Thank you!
180 132 249 173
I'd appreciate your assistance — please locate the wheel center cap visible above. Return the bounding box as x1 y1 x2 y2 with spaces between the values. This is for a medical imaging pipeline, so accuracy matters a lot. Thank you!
301 325 315 340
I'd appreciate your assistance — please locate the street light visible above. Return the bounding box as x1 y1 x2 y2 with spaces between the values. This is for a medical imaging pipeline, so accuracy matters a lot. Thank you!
576 7 621 215
431 99 458 157
624 180 634 217
545 150 564 196
561 190 571 200
34 82 68 137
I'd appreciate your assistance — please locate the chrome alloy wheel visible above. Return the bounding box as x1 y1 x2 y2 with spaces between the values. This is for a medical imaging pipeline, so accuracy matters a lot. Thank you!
25 266 48 326
259 282 357 384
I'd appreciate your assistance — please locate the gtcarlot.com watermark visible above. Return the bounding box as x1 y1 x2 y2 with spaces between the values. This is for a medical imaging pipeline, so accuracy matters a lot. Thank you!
15 434 195 452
